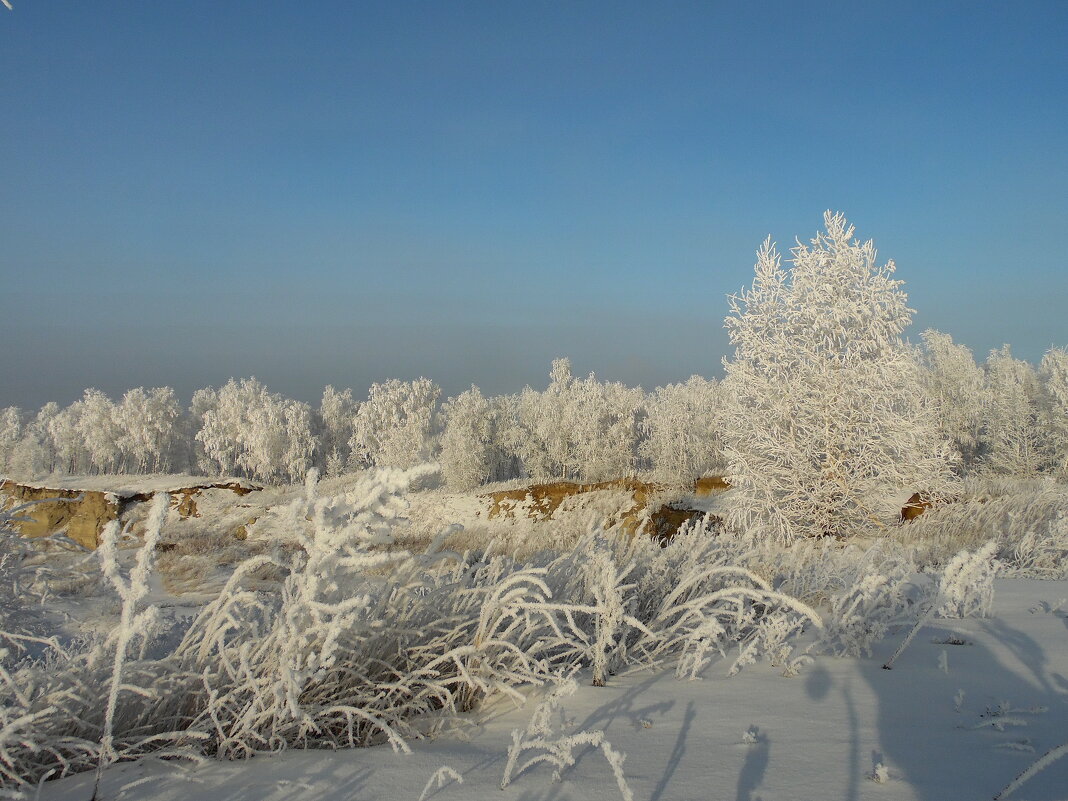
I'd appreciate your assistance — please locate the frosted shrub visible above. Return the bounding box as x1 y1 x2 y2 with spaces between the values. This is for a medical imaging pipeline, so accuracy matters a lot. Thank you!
936 540 998 619
0 495 174 796
0 504 35 632
1009 511 1068 578
175 465 467 755
883 541 998 670
0 495 89 633
620 528 824 679
898 479 1068 576
820 568 913 658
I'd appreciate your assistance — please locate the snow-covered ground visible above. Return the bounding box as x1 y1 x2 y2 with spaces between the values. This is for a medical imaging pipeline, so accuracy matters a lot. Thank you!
34 579 1068 801
4 471 1067 801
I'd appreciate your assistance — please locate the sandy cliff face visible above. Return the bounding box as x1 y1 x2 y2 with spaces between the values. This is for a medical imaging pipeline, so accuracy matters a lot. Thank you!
482 476 726 542
0 481 119 549
0 478 259 550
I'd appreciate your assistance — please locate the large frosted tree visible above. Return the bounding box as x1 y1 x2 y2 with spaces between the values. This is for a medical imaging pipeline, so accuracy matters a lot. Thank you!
720 212 954 542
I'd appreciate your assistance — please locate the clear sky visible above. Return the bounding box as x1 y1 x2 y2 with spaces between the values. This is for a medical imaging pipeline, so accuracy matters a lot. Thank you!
1 1 1066 409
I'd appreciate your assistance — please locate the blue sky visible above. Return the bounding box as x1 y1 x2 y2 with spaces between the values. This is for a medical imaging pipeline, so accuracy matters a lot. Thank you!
1 1 1065 408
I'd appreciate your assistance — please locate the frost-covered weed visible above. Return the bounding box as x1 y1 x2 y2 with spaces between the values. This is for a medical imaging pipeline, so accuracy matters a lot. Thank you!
500 677 634 801
0 468 830 791
615 525 824 679
96 495 166 770
899 479 1068 577
882 541 998 670
0 505 36 632
995 741 1068 800
936 541 998 619
418 765 463 801
819 562 914 658
581 536 643 686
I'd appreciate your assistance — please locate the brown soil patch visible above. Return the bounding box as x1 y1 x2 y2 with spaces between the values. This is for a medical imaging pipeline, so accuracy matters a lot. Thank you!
483 477 708 543
693 476 731 496
900 492 929 521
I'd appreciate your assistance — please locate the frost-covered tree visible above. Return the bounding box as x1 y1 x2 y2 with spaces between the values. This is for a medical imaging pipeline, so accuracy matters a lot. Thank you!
720 212 955 542
77 389 122 474
188 386 219 474
982 345 1047 476
280 399 318 481
349 378 440 469
0 406 23 475
319 385 356 476
640 376 726 481
5 402 60 478
196 380 258 479
115 387 184 473
567 373 645 482
509 359 643 482
919 330 985 473
486 392 525 482
512 358 576 480
1041 347 1068 475
439 385 497 491
48 400 86 474
195 378 317 483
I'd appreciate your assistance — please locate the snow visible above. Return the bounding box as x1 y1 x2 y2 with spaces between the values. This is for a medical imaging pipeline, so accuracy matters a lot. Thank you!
35 578 1068 801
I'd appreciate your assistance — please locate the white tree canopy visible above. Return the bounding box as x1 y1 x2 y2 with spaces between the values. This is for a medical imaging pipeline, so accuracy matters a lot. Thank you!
349 378 441 469
720 212 955 542
919 330 985 471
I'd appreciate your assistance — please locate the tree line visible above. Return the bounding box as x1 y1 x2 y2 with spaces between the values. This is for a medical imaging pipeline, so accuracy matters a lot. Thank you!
0 341 1064 491
1 214 1066 503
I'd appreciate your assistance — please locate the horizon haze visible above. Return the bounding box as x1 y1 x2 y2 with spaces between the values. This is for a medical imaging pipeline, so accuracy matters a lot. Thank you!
1 1 1066 408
